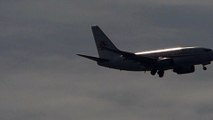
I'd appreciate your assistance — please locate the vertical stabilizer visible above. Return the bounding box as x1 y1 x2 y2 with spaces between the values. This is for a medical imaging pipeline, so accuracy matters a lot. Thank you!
91 26 119 59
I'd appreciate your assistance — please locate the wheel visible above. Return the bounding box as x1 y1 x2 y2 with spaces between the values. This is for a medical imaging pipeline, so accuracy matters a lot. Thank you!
158 70 164 78
203 66 207 70
151 69 157 76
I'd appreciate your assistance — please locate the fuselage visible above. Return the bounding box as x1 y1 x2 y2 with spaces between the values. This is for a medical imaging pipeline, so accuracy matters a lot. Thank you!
100 47 213 71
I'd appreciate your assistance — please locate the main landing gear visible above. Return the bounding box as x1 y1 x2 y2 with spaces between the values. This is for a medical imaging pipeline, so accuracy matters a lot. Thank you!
151 69 157 76
151 69 164 78
158 70 164 78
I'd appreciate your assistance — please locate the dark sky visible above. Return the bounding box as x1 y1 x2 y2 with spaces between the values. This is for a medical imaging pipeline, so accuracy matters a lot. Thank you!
1 0 213 120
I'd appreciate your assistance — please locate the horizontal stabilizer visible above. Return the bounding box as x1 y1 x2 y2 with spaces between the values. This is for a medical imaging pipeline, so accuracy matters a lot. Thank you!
77 54 108 62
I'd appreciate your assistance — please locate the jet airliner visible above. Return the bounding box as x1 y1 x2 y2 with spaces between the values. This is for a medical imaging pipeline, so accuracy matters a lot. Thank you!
77 26 213 77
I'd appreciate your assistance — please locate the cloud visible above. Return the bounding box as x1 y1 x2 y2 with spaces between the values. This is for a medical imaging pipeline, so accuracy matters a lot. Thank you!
1 0 213 120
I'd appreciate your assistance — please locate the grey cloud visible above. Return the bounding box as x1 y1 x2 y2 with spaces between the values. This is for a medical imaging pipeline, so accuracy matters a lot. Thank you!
1 0 213 120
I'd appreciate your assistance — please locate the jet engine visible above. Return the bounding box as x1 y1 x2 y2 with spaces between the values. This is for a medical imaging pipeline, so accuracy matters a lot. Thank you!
173 65 195 74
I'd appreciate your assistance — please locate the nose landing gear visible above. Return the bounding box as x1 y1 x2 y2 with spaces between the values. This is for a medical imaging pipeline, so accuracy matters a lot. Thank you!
203 65 207 70
203 66 207 70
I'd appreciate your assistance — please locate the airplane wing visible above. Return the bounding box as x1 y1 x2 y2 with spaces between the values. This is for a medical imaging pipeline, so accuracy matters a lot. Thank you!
105 48 157 64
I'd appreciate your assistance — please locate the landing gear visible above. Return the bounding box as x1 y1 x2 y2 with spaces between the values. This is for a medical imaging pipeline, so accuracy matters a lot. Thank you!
203 66 207 70
158 70 164 78
150 69 164 78
151 69 157 76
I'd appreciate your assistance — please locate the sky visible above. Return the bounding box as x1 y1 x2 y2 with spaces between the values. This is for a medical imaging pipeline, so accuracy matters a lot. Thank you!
1 0 213 120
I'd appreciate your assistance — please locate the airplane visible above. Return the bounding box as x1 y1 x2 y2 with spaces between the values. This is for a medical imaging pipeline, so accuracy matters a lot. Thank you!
77 25 213 77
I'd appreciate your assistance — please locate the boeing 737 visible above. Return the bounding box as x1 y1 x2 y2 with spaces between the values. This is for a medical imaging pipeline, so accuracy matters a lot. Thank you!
77 26 213 77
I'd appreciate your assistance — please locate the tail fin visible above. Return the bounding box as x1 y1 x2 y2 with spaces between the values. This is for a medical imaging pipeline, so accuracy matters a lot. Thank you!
91 26 119 59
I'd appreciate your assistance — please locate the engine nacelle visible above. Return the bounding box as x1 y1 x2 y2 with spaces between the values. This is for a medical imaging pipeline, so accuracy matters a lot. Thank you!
173 65 195 74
